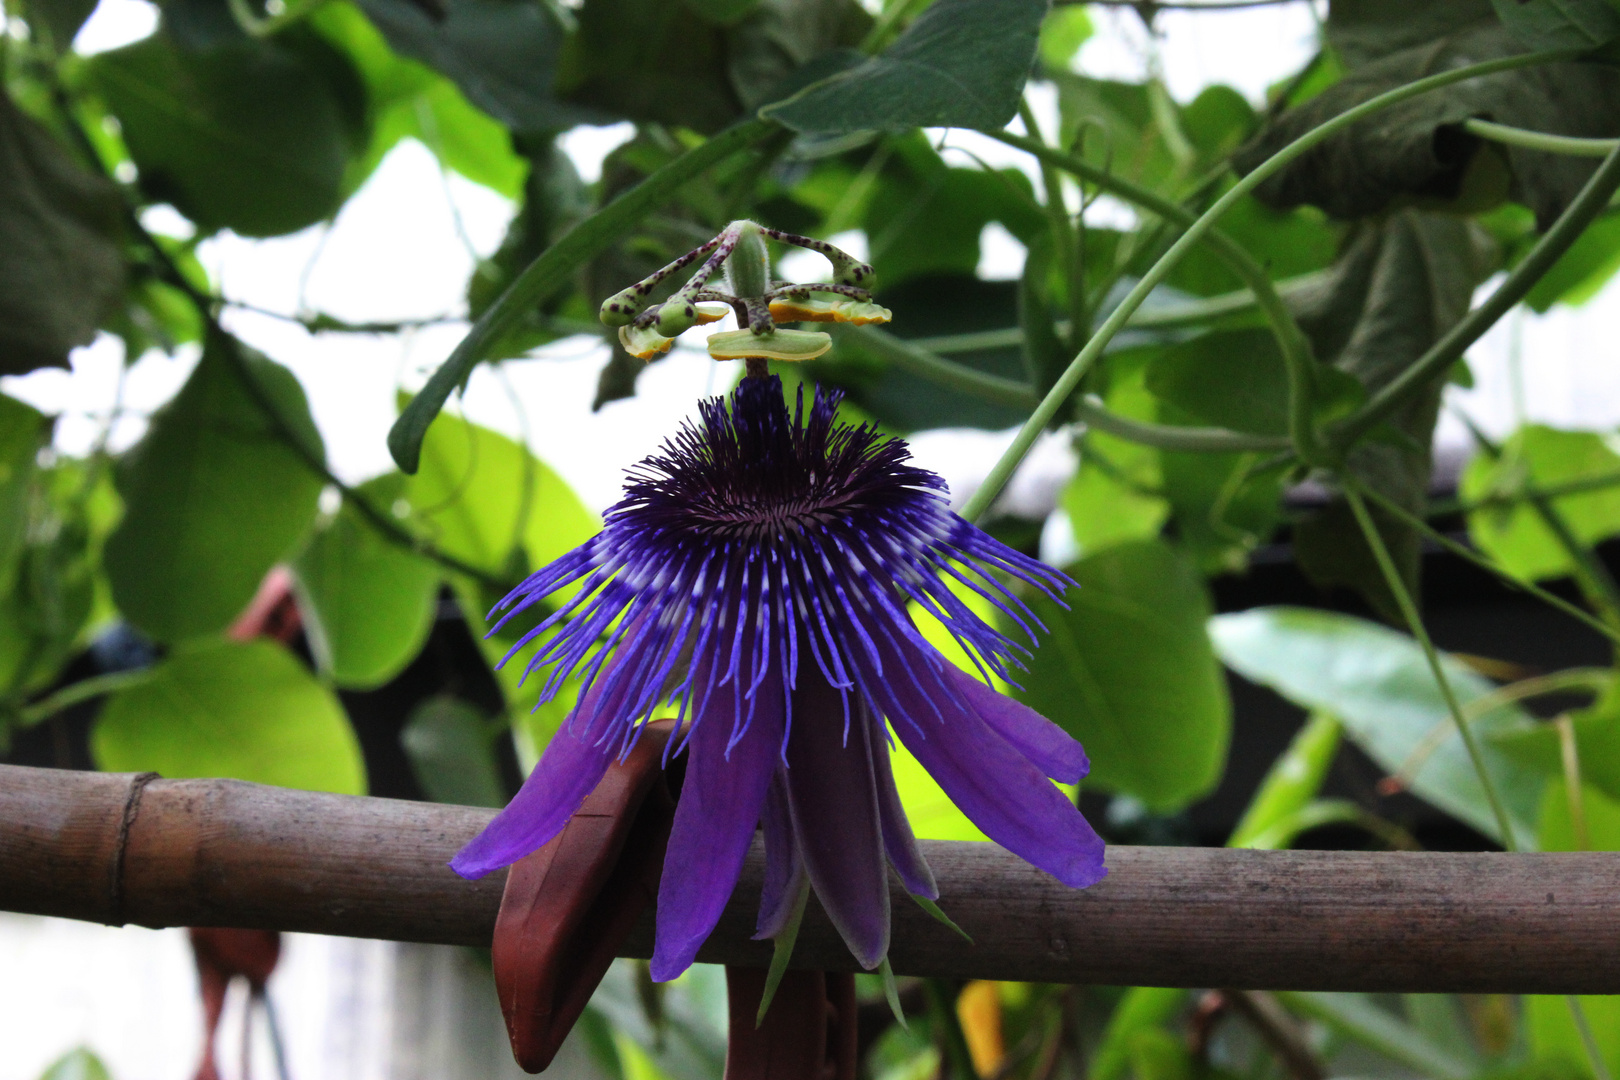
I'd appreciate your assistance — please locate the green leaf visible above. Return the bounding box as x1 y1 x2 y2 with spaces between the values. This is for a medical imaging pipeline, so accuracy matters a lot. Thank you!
1292 211 1490 619
292 473 439 690
84 14 367 236
105 338 324 642
762 0 1046 134
1461 424 1620 583
1088 988 1186 1080
1210 606 1544 848
1065 357 1169 557
1525 208 1620 311
1144 328 1363 437
1491 0 1620 51
1227 712 1341 849
1497 687 1620 803
36 1048 112 1080
1236 7 1620 228
354 0 585 133
401 694 506 807
311 2 529 198
0 93 126 374
93 637 366 794
1036 4 1092 73
403 407 596 576
1017 539 1231 813
861 136 1045 288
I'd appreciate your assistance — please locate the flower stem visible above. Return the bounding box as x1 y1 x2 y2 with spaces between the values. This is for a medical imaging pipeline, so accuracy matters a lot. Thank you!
965 48 1580 523
390 116 780 473
1342 482 1520 851
1465 118 1620 158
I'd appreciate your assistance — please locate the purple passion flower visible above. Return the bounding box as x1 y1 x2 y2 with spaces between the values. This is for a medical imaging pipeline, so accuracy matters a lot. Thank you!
451 375 1106 980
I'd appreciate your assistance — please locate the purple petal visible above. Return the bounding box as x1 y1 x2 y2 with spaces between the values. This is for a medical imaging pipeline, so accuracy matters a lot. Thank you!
754 770 805 940
651 663 785 982
873 638 1107 889
864 700 938 900
943 664 1089 784
783 668 890 969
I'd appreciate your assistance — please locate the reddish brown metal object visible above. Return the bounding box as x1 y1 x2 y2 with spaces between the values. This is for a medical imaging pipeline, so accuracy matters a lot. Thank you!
493 720 678 1072
723 967 857 1080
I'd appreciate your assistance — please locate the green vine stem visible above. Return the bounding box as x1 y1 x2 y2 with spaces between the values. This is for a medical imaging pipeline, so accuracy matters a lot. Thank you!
1017 100 1087 344
1343 482 1522 851
1074 400 1289 453
388 116 780 474
965 48 1580 523
1465 118 1619 158
840 325 1287 452
906 271 1330 355
988 129 1320 472
1332 139 1620 449
1354 483 1620 648
1430 468 1620 516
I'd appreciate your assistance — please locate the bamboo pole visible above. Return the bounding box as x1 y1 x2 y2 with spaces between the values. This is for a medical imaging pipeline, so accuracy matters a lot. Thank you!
3 764 1618 992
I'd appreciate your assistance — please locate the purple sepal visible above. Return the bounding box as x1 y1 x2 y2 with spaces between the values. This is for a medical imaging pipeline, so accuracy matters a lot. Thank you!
783 670 890 970
873 638 1107 890
448 710 615 880
650 666 785 982
754 771 805 940
944 664 1090 784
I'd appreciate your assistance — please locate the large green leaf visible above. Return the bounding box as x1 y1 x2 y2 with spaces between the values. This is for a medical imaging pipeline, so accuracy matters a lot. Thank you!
1065 356 1168 557
1460 424 1620 583
0 92 125 375
84 10 367 236
1236 2 1620 228
860 140 1044 287
403 406 596 577
93 637 366 794
292 473 439 690
1210 606 1544 848
1291 211 1491 620
311 1 529 198
1016 539 1231 813
1490 0 1620 50
354 0 587 133
762 0 1046 134
105 337 324 642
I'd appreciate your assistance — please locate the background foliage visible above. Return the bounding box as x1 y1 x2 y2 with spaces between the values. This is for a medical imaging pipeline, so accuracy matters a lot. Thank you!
7 0 1620 1077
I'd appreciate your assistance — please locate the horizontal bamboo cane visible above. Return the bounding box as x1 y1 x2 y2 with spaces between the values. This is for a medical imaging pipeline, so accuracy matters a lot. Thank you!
3 763 1618 992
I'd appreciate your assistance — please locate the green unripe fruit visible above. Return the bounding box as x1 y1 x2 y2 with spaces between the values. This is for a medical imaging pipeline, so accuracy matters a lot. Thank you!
656 303 697 337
